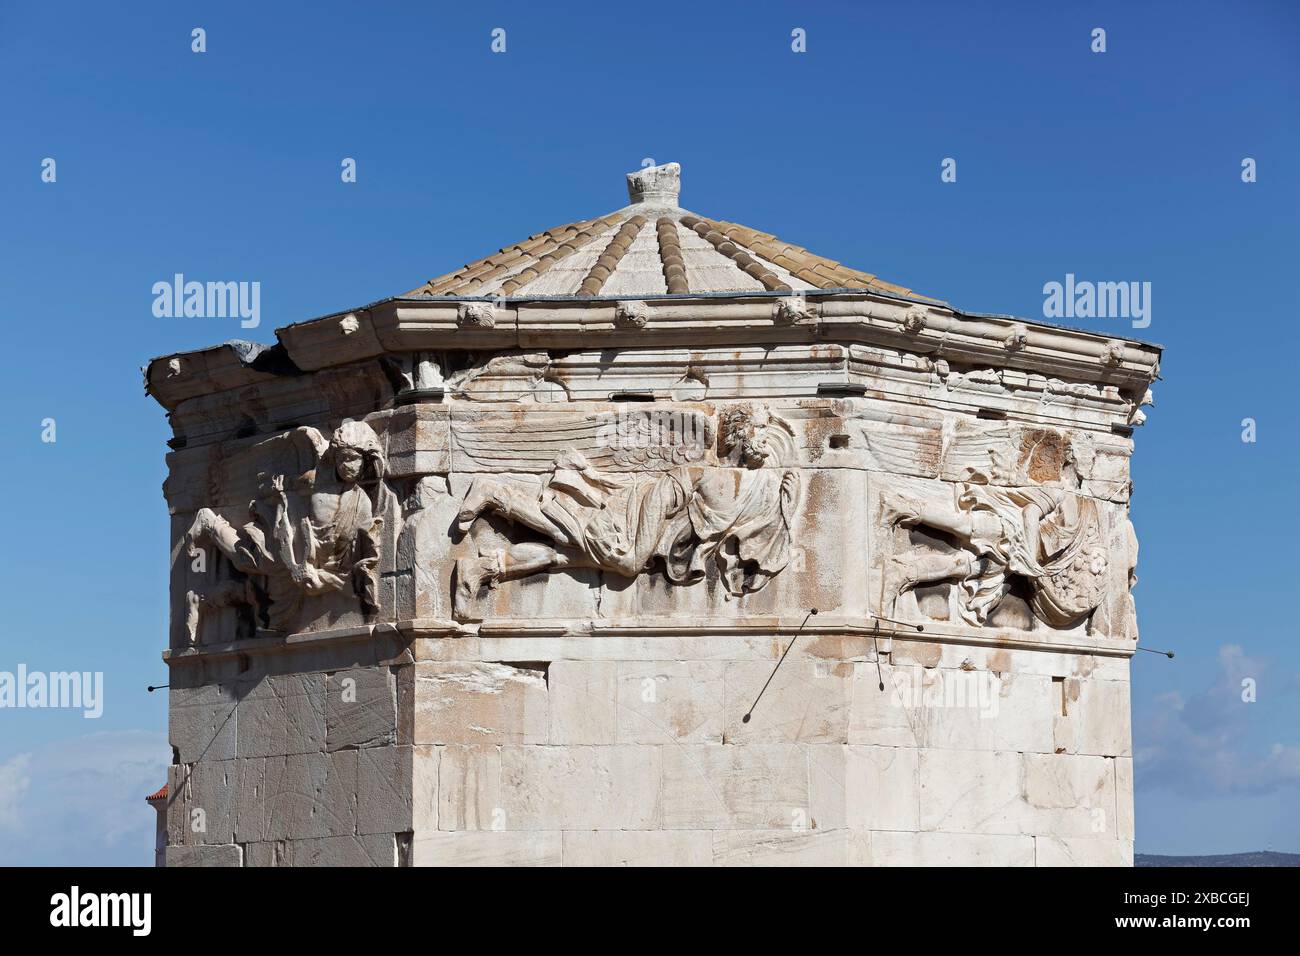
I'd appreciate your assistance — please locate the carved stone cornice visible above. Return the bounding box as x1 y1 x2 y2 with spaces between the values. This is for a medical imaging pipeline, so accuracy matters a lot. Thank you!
145 292 1162 414
152 343 1146 458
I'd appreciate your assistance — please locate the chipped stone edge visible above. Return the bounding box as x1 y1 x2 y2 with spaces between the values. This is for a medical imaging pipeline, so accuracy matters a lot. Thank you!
161 620 457 667
144 292 1162 412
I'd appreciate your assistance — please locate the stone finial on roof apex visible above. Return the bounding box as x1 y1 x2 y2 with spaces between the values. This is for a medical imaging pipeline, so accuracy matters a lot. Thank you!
627 162 681 206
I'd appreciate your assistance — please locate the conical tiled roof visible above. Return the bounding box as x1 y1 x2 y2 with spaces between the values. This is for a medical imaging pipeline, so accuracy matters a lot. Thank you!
404 163 924 300
145 161 1163 419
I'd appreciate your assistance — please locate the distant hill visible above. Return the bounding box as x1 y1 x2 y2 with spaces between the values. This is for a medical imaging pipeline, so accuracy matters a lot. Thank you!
1136 851 1300 867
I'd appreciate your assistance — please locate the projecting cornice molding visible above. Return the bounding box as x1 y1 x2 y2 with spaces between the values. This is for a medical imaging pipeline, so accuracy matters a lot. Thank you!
145 291 1161 413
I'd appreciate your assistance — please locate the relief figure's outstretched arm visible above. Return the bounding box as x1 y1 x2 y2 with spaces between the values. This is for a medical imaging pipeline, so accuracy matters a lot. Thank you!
187 508 244 566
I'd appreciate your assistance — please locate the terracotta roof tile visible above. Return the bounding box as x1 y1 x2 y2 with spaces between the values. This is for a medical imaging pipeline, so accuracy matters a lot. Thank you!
409 216 606 296
655 217 689 293
579 217 646 295
400 164 924 300
497 214 622 295
714 219 916 296
680 215 791 292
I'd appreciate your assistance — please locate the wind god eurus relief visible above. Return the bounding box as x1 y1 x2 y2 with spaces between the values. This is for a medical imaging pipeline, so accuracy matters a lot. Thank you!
876 432 1130 635
451 404 801 620
880 484 1107 629
182 420 395 641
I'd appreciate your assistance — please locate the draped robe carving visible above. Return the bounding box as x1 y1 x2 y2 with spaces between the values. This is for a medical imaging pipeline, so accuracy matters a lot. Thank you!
881 480 1109 631
183 420 391 641
452 405 800 619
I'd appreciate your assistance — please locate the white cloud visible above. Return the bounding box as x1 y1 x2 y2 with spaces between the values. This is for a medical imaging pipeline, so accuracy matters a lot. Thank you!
0 730 167 866
1136 644 1300 797
0 754 32 829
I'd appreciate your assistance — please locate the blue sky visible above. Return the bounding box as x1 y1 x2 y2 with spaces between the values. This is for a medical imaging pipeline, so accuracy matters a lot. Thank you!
1 0 1297 863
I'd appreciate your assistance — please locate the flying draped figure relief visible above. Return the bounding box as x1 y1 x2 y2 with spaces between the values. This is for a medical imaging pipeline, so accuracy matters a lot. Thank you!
879 434 1110 632
452 403 801 620
182 420 391 641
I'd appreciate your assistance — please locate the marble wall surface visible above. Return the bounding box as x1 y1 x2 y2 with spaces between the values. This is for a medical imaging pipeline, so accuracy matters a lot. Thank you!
151 298 1156 866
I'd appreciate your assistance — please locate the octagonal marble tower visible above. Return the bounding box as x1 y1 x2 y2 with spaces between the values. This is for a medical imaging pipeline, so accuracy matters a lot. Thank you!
147 163 1158 866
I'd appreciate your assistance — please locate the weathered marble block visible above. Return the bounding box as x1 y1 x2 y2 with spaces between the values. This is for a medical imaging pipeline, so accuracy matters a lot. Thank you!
149 163 1157 866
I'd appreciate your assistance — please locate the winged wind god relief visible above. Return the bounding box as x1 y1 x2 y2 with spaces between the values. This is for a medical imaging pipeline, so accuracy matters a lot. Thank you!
451 403 802 620
875 427 1129 636
182 420 395 642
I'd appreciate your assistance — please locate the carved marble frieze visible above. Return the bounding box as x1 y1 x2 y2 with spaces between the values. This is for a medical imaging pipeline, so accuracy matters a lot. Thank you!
161 342 1146 648
450 403 800 621
870 427 1139 640
180 419 398 642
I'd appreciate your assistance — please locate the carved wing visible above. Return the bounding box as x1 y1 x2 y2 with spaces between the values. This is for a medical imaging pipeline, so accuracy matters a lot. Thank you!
204 426 328 509
607 410 713 467
249 427 328 493
452 408 712 471
862 427 942 476
942 422 1013 484
452 410 606 470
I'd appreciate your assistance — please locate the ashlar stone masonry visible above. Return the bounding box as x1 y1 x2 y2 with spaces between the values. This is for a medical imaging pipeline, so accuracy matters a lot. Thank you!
147 163 1158 866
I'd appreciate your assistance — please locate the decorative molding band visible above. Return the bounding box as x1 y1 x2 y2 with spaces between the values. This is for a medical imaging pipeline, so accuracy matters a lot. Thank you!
145 292 1162 412
161 615 1137 665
